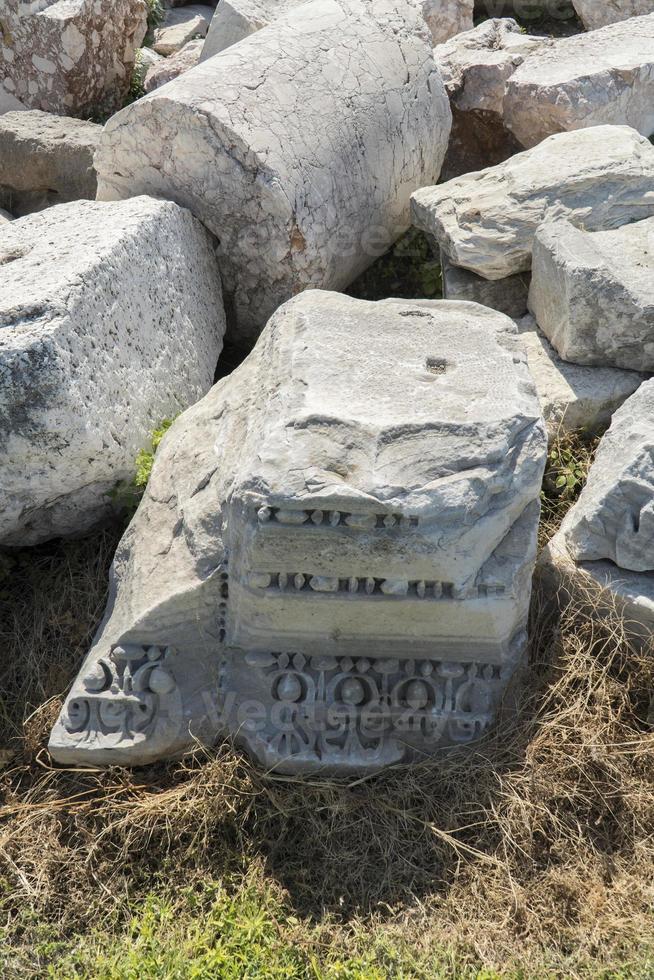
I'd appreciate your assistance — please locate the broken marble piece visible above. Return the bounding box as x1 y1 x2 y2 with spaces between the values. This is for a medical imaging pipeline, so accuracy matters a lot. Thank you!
0 197 225 546
529 216 654 372
202 0 472 60
96 0 451 347
435 18 543 179
0 111 100 217
560 379 654 572
0 0 147 117
572 0 654 31
145 39 204 92
48 291 548 772
441 251 529 318
153 4 214 56
504 14 654 148
411 126 654 282
515 315 645 440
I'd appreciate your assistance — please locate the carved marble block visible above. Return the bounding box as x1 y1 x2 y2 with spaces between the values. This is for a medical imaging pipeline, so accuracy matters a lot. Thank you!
49 292 547 773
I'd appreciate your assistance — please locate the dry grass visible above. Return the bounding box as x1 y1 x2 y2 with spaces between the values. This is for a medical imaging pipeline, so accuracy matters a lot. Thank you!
1 432 653 977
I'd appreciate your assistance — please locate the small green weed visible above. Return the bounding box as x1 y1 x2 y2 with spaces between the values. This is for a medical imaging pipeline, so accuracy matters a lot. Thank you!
109 418 175 519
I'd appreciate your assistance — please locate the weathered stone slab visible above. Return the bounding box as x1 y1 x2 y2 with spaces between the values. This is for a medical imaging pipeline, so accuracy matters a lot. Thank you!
411 126 654 281
96 0 451 347
145 39 204 93
0 0 148 117
435 18 543 179
560 379 654 571
0 110 100 217
572 0 654 31
153 4 214 56
0 198 225 546
504 14 654 148
48 291 547 771
529 216 654 372
441 251 529 318
515 315 645 440
202 0 473 60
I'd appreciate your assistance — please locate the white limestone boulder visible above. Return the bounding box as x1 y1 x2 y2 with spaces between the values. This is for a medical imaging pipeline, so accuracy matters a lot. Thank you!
515 315 645 440
411 126 654 282
153 4 214 56
572 0 654 31
529 216 654 372
504 14 654 149
48 291 547 772
96 0 451 347
0 197 225 546
0 111 100 217
0 0 147 117
145 39 204 93
202 0 473 59
441 251 530 318
435 18 543 178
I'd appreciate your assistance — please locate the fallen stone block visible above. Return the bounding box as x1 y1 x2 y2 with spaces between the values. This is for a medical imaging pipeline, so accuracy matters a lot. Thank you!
411 126 654 282
0 0 148 117
153 4 214 55
504 14 654 148
0 197 225 546
145 39 204 93
572 0 654 31
515 315 645 440
96 0 451 347
202 0 473 59
435 18 543 179
0 111 100 217
441 251 529 318
48 291 547 771
529 216 654 372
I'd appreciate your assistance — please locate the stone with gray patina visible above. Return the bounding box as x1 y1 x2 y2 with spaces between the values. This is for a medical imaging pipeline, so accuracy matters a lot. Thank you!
145 39 204 92
0 111 100 216
411 126 654 282
572 0 654 31
529 216 654 373
153 4 214 56
0 197 225 546
504 14 654 148
441 251 529 318
95 0 451 347
0 0 147 117
48 291 547 773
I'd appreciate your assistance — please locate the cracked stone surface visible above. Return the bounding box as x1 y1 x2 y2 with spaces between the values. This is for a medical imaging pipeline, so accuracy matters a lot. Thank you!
48 291 547 772
202 0 472 60
504 14 654 148
145 39 204 93
0 197 226 546
0 110 100 216
515 315 645 440
529 216 654 372
0 0 147 117
411 126 654 281
561 379 654 572
153 4 214 56
435 18 543 179
95 0 451 347
572 0 654 31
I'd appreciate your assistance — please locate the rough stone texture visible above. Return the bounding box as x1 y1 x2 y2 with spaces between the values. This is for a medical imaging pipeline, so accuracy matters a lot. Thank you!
504 14 654 149
0 208 13 221
529 216 654 372
436 18 543 179
0 197 226 547
0 86 26 115
515 315 645 440
153 4 214 56
560 379 654 571
441 250 529 318
572 0 654 31
137 47 165 73
48 291 547 772
202 0 473 59
96 0 451 347
0 0 148 117
0 110 100 217
145 39 204 93
411 126 654 281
